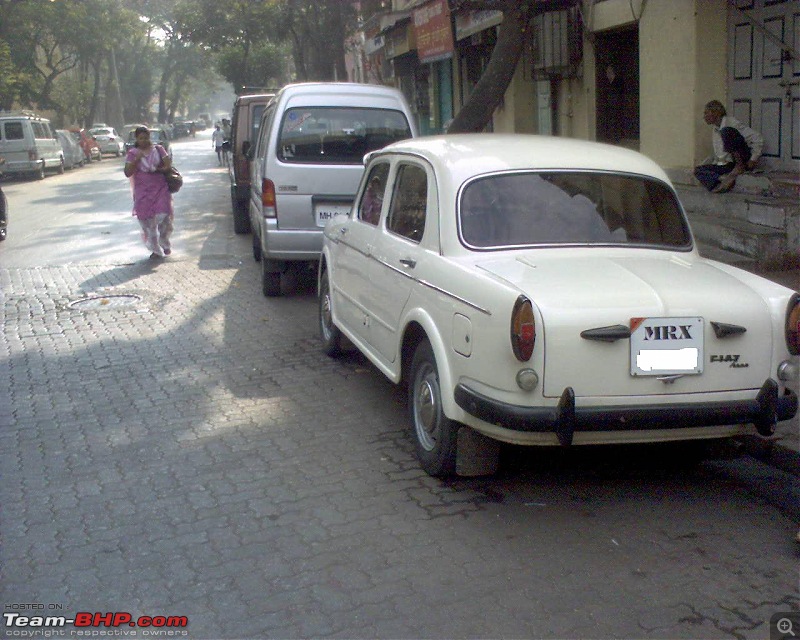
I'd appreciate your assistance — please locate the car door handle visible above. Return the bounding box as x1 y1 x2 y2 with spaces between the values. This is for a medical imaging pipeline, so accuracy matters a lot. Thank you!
339 227 348 235
399 258 416 269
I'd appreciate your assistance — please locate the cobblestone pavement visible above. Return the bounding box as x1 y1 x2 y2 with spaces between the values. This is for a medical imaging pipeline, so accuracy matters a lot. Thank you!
2 228 799 639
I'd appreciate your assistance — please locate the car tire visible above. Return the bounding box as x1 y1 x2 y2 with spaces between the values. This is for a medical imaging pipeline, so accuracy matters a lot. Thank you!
319 270 342 357
233 199 251 234
252 232 261 262
261 259 281 297
409 340 458 477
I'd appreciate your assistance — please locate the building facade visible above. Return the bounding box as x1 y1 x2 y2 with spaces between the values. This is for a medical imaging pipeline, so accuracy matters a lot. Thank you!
350 0 799 174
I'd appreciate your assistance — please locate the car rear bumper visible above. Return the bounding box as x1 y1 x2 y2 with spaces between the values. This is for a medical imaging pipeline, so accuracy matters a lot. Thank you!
454 378 798 446
3 160 41 174
263 220 324 262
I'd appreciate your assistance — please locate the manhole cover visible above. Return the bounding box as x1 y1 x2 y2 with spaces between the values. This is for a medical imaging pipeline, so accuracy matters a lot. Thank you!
69 294 142 309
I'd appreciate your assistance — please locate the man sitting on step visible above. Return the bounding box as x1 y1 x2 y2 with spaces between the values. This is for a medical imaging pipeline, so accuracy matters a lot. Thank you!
694 100 763 194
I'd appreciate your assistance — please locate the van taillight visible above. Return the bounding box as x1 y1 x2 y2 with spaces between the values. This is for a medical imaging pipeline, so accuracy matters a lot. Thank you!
261 178 277 217
787 294 800 355
511 296 536 362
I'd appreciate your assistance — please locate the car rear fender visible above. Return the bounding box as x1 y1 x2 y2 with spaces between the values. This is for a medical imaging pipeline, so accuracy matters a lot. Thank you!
398 306 456 414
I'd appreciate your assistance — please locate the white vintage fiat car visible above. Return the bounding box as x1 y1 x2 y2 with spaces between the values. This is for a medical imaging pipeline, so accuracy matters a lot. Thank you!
318 134 799 477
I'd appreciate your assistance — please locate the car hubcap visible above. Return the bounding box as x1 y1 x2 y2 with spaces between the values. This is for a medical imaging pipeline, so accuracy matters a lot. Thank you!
415 365 439 451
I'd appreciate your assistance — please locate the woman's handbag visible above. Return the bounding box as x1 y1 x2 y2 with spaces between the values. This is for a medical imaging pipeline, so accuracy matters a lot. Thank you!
164 166 183 193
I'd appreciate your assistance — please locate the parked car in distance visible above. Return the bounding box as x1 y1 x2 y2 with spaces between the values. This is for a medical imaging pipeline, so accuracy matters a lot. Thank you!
0 111 64 179
124 127 171 158
318 134 800 478
56 129 84 169
228 93 274 234
89 126 125 156
122 123 148 140
249 82 417 296
69 128 102 163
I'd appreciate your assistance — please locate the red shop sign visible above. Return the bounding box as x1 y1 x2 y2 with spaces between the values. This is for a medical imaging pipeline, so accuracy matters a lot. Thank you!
413 0 454 64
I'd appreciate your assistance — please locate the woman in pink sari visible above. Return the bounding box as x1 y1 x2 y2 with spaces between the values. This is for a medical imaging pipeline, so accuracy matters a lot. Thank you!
124 127 174 258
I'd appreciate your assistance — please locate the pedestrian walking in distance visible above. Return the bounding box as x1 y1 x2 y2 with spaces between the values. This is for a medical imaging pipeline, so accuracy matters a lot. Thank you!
124 126 174 259
212 125 225 165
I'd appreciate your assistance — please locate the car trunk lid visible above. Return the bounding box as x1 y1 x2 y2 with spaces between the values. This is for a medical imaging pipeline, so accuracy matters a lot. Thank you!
478 252 774 398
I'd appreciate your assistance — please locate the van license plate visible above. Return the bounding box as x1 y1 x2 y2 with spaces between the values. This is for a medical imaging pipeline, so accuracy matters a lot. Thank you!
315 202 352 227
630 316 704 376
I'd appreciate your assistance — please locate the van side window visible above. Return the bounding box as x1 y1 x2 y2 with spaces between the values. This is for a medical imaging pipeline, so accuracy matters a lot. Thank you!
358 163 390 226
256 104 275 157
387 164 427 243
4 122 24 140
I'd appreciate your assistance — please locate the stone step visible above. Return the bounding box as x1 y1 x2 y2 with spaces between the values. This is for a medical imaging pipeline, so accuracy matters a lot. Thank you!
687 210 787 268
674 184 796 229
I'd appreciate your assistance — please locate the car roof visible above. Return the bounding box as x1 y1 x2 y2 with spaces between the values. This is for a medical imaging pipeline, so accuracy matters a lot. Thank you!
277 82 406 102
375 134 672 185
235 93 275 105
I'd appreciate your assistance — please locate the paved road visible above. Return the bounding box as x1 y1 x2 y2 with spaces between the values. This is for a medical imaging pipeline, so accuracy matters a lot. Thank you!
1 137 798 639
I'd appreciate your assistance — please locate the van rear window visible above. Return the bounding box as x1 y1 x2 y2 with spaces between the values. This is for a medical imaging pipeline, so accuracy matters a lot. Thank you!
3 122 24 140
278 107 412 164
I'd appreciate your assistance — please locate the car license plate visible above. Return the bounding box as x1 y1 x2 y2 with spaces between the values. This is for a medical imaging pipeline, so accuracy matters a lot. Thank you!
630 316 704 376
315 202 352 227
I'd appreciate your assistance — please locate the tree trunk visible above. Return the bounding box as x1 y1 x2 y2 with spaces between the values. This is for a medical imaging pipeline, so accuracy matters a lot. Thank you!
447 0 576 134
447 6 527 133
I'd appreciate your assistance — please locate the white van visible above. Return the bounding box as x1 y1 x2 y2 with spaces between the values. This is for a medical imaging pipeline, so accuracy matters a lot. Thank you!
249 83 417 296
0 112 64 179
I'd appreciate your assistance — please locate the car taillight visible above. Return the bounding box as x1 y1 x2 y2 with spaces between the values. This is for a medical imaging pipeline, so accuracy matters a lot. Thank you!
511 295 536 362
787 294 800 355
261 178 277 217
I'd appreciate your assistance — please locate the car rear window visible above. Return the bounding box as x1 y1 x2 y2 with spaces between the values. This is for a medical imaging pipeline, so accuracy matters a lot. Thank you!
277 107 412 164
459 171 691 250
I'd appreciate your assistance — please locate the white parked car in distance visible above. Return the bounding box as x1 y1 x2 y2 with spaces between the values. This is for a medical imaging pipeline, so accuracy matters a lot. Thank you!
318 134 799 477
89 127 124 156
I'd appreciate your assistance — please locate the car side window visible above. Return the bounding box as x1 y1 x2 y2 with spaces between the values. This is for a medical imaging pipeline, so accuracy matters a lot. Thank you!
387 164 427 243
358 163 390 226
4 122 23 140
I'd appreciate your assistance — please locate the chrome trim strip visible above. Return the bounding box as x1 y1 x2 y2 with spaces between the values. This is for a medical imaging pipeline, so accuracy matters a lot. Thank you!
417 279 492 316
371 257 492 316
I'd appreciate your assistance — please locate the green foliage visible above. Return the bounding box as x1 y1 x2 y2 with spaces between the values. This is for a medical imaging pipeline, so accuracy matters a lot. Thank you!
216 42 285 91
0 39 21 110
1 0 356 123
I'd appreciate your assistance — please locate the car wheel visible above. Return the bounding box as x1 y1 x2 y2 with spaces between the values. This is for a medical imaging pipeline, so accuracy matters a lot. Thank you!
409 340 458 477
252 231 262 262
319 270 342 356
233 199 251 234
261 259 281 297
